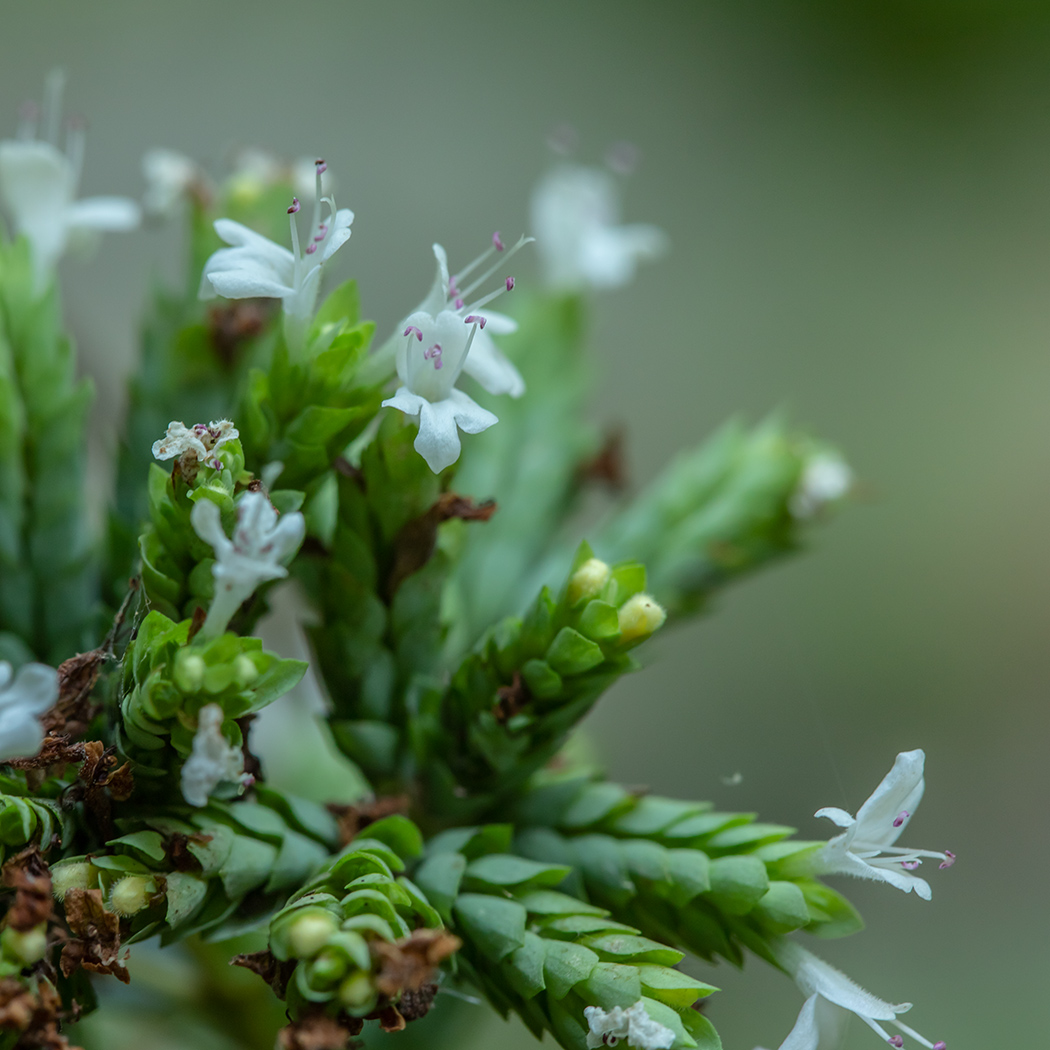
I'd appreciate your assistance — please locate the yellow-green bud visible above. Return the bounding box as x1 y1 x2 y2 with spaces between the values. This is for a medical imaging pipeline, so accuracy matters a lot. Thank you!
311 948 348 986
50 862 95 901
617 593 667 645
338 971 375 1010
287 912 338 958
1 924 47 965
174 652 206 693
568 558 611 604
109 876 155 917
233 654 259 688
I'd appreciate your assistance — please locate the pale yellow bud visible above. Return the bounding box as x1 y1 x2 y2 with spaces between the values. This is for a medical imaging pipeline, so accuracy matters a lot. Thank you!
109 876 155 917
1 924 47 964
233 654 259 688
568 558 611 604
617 593 667 645
338 971 374 1009
174 652 206 693
51 861 95 901
287 912 338 958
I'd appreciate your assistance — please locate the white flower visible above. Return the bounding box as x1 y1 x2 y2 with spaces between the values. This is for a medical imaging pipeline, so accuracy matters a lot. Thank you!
191 491 305 640
760 941 947 1050
151 419 239 465
180 703 247 807
584 1001 675 1050
418 238 527 398
0 661 59 762
0 72 140 292
199 159 352 348
811 749 955 900
142 148 205 217
791 454 852 519
530 163 667 291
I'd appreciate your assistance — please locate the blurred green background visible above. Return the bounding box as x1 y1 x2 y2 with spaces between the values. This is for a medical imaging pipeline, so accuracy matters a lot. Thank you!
3 0 1048 1045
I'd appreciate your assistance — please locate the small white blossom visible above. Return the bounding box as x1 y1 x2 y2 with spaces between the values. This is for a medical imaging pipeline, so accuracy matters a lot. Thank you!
180 703 247 807
531 163 667 292
191 491 305 639
0 661 59 762
791 454 852 519
760 941 946 1050
811 749 955 900
381 233 534 472
142 148 205 217
0 72 140 292
199 159 352 348
151 419 239 465
584 1001 675 1050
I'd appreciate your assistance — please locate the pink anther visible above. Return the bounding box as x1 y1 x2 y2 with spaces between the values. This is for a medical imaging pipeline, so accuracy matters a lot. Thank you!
901 860 920 870
454 298 464 309
424 344 443 369
404 326 424 341
305 242 317 255
933 1043 946 1049
287 197 300 214
315 158 327 173
464 315 487 329
211 458 222 471
939 850 955 870
505 276 515 291
493 231 505 251
887 1038 903 1048
193 424 209 434
893 810 910 828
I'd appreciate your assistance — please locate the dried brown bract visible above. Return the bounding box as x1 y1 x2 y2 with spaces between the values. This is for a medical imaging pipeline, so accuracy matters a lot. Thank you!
278 1011 361 1050
0 977 81 1050
494 670 532 724
371 929 461 999
59 889 128 984
230 949 296 999
326 796 410 848
2 848 53 932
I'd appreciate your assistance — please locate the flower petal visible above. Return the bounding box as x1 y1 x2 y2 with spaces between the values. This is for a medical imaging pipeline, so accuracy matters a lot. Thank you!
213 218 293 265
319 208 353 263
854 749 925 847
462 330 526 397
414 397 464 473
66 196 141 231
0 708 44 762
382 386 427 419
448 387 499 435
782 943 909 1022
813 806 854 829
10 663 60 715
190 499 232 557
419 243 451 317
204 268 295 302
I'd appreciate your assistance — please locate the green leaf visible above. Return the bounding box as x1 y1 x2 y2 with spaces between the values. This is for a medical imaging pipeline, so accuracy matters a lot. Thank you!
542 939 600 999
502 931 547 999
453 893 527 961
314 279 361 330
705 855 769 915
636 964 718 1010
465 854 571 889
576 961 642 1009
164 873 209 929
545 627 605 676
755 880 811 934
413 852 467 924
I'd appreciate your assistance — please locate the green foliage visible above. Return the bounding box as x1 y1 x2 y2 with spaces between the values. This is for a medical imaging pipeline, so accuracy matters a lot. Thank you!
417 825 721 1050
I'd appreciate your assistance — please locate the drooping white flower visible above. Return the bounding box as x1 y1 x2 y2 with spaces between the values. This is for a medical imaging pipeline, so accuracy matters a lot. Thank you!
191 491 305 640
142 148 206 217
810 749 955 900
0 661 59 763
0 71 140 292
760 941 947 1050
530 163 667 292
180 703 247 807
199 159 353 348
791 454 852 520
584 1001 675 1050
151 419 239 466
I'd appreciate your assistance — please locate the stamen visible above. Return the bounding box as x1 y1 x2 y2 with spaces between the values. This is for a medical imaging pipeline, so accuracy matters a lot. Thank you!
454 298 464 309
893 811 910 828
505 276 515 291
888 1038 903 1048
287 197 301 214
404 326 424 341
448 277 460 296
939 850 955 870
305 242 318 254
424 344 443 369
456 234 534 300
464 315 487 329
934 1043 946 1049
493 231 505 251
901 861 920 870
315 158 327 174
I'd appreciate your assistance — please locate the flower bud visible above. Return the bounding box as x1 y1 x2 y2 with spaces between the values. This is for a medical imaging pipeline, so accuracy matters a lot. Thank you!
617 593 667 646
233 654 259 688
568 558 611 604
310 948 348 986
287 912 338 958
109 875 155 917
50 861 95 900
338 971 375 1010
1 924 48 965
174 651 206 693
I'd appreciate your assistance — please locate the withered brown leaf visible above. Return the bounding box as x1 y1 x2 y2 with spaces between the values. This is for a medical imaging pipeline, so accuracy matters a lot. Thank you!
59 889 128 984
2 847 53 932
